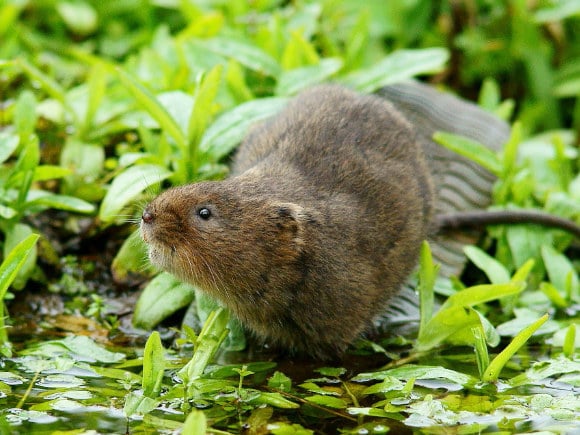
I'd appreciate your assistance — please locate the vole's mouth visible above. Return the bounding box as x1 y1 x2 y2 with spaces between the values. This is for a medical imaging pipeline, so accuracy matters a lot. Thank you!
146 242 176 272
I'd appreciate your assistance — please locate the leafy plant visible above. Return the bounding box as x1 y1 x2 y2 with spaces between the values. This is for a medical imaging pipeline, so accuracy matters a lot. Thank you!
1 0 580 433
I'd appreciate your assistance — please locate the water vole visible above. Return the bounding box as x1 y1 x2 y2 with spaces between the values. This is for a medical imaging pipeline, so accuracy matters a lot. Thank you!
141 84 580 358
141 85 434 358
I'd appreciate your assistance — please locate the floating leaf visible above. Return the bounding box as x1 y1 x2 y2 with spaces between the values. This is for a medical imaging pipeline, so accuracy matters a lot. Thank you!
22 336 125 364
353 365 476 387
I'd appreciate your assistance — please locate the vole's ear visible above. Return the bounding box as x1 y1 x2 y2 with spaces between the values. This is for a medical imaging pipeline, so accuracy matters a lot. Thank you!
267 202 309 249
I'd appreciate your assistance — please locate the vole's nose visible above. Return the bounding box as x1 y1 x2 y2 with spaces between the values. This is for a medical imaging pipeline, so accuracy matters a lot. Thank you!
142 209 154 224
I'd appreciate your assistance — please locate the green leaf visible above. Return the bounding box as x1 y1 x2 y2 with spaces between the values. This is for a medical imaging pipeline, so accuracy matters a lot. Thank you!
3 224 37 291
18 59 65 102
315 367 346 377
180 308 230 385
182 409 207 435
534 2 580 22
56 1 98 35
0 132 19 164
61 140 105 181
33 165 72 182
123 391 160 417
540 282 568 308
416 305 485 351
275 58 343 96
22 336 125 364
418 241 438 337
305 395 348 409
507 225 553 268
142 332 165 399
434 131 502 176
353 365 476 387
483 314 549 382
464 245 510 284
341 48 449 93
0 233 39 304
563 324 576 358
116 67 187 151
443 282 525 310
200 37 281 77
99 164 172 223
199 97 287 161
251 392 300 409
133 272 196 330
542 244 579 302
501 121 522 177
14 90 37 142
25 192 95 214
268 371 292 392
188 64 223 148
82 61 107 135
112 230 153 283
416 283 524 351
472 326 490 379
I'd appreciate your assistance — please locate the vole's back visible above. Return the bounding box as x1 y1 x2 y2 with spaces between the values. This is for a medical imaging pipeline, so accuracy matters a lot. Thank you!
226 86 434 356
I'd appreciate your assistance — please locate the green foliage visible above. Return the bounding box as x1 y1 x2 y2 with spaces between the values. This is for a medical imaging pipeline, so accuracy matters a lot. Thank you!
1 0 580 433
0 233 39 356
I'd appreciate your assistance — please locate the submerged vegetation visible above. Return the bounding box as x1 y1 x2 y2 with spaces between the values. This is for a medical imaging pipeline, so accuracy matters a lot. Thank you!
1 0 580 433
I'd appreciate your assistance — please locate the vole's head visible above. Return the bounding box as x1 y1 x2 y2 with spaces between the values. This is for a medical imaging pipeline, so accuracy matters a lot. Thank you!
140 181 308 302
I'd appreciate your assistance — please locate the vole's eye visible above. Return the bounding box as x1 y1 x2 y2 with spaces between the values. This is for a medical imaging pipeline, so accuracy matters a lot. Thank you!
198 207 211 220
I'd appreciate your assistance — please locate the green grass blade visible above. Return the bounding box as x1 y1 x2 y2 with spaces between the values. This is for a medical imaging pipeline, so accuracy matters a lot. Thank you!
418 241 438 338
0 233 39 300
563 324 576 358
472 326 490 379
187 64 222 159
483 313 549 382
443 282 525 310
116 67 187 151
434 131 502 176
0 233 40 346
179 308 230 386
82 62 107 137
17 59 65 102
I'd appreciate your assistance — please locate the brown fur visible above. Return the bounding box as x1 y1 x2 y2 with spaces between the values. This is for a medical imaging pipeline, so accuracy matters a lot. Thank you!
141 85 434 359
